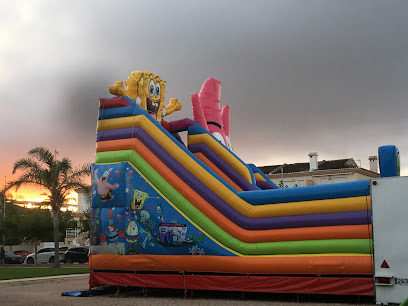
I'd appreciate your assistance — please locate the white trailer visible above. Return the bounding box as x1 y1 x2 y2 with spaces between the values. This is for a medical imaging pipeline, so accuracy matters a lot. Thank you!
371 176 408 304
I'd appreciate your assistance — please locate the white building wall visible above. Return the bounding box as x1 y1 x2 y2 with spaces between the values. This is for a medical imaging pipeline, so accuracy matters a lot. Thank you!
269 171 373 188
76 191 90 212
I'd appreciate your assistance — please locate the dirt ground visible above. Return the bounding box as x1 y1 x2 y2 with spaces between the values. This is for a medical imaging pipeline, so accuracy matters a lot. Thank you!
0 274 375 306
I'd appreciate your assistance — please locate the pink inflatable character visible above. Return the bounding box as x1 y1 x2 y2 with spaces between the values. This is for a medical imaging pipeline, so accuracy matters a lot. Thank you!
191 78 232 151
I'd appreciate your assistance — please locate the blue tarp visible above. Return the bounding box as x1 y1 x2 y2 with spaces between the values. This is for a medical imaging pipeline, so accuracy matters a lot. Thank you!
62 287 106 297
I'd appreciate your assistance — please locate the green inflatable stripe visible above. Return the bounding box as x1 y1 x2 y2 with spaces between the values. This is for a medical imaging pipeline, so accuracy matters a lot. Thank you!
96 150 372 256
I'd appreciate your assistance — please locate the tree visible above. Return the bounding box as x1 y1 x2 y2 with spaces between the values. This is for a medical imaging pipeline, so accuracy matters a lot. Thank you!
59 210 77 241
79 209 91 239
5 147 90 268
20 208 53 263
0 201 25 248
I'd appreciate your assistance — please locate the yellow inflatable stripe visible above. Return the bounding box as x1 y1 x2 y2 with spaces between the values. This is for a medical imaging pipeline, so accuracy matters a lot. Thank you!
188 134 252 183
254 173 266 182
97 116 371 218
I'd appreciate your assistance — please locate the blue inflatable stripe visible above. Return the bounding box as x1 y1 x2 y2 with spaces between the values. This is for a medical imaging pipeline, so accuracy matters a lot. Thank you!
188 124 210 135
238 180 371 204
98 96 138 120
247 164 279 189
99 105 138 120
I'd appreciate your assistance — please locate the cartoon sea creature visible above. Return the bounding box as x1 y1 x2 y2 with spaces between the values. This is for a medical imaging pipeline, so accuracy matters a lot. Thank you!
189 245 205 255
94 168 119 202
191 78 232 151
130 190 149 212
100 208 124 244
125 220 140 253
141 230 152 249
139 210 150 225
109 71 182 122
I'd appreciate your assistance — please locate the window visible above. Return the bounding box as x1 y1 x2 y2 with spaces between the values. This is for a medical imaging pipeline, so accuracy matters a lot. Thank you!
320 178 328 185
283 180 296 188
297 180 306 187
332 176 347 183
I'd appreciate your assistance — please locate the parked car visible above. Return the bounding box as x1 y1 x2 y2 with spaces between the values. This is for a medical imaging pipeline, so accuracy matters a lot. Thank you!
5 250 24 264
63 246 89 263
26 247 68 264
13 250 31 259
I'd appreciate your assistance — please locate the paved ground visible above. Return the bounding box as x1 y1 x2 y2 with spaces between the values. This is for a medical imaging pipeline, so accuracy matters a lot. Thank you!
0 273 376 306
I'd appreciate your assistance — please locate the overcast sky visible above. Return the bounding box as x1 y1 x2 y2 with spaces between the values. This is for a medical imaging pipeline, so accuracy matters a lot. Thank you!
1 0 408 198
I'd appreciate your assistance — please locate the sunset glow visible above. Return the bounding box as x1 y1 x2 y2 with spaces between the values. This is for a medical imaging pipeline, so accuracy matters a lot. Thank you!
8 188 79 211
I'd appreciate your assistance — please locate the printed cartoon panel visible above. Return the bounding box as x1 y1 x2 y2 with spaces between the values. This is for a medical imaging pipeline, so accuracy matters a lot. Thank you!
90 162 233 257
92 163 128 208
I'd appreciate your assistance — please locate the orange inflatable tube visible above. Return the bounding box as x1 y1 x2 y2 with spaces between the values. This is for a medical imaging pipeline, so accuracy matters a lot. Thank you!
96 139 372 243
89 254 373 275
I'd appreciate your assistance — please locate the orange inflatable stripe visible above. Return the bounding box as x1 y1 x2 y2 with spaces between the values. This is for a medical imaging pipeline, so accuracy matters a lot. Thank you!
96 139 372 243
96 138 136 152
89 254 373 275
193 152 243 192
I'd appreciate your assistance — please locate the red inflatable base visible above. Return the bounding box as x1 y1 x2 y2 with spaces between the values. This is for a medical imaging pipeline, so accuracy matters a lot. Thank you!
89 271 374 296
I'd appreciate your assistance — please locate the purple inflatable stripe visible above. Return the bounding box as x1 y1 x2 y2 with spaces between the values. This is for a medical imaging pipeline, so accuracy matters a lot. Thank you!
97 128 135 142
256 181 276 190
111 127 372 230
188 143 258 191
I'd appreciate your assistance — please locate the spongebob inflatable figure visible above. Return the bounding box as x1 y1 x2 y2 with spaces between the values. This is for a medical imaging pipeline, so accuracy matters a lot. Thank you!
109 71 181 122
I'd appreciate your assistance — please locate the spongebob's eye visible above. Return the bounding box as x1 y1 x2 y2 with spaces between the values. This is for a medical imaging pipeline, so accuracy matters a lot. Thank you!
225 136 233 151
212 132 226 146
149 80 155 98
155 82 160 97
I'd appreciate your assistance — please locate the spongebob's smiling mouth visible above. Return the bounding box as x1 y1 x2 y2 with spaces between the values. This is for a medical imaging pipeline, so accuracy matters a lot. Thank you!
146 97 160 119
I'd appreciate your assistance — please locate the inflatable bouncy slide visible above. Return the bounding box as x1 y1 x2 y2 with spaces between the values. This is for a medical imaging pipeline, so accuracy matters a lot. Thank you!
89 71 376 296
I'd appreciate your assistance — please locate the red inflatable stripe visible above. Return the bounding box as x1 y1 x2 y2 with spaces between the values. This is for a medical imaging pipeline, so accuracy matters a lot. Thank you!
99 96 132 109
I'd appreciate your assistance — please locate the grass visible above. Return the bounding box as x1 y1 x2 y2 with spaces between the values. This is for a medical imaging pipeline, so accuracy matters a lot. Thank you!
0 267 89 280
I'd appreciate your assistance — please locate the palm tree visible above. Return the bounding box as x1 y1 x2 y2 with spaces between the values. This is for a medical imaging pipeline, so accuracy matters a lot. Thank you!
5 147 90 268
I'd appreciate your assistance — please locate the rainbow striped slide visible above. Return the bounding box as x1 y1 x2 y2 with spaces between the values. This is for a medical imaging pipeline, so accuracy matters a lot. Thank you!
89 96 374 295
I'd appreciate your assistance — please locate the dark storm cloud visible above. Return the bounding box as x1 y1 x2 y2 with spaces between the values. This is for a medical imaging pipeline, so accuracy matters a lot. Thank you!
59 68 114 142
1 0 408 181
